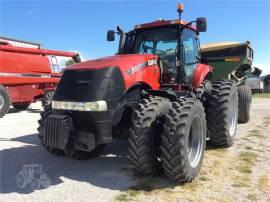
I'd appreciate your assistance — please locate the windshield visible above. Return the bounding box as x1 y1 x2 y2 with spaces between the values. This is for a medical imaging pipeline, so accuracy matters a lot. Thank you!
130 27 200 84
133 28 177 57
133 28 178 82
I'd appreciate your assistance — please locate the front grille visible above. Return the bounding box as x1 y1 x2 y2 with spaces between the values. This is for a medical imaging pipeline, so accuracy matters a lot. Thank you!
53 67 125 108
44 114 72 149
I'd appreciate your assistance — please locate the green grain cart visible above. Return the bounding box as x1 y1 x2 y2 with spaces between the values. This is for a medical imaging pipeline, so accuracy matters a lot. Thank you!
201 41 259 123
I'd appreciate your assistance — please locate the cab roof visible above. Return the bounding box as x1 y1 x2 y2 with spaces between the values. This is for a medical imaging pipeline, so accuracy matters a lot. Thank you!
134 19 197 32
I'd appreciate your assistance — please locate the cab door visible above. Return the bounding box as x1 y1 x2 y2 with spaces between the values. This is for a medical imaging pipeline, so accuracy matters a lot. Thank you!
183 29 200 84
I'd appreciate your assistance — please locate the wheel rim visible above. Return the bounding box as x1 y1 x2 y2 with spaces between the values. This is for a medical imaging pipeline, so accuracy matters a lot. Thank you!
0 94 4 110
187 115 204 168
228 93 237 136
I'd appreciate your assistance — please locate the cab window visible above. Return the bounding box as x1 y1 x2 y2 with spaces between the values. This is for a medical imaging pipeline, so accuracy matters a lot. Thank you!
183 29 200 82
183 29 199 65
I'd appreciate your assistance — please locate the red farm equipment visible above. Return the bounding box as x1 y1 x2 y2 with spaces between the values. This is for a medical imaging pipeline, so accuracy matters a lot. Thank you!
38 3 240 182
0 40 81 117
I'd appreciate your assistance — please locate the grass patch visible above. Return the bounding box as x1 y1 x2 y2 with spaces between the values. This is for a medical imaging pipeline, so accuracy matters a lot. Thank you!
248 133 265 138
247 129 265 138
244 146 253 150
115 190 140 202
199 176 208 181
232 176 251 188
248 129 261 134
242 137 251 142
247 193 257 201
239 151 258 164
115 177 163 201
263 116 270 125
130 177 160 191
206 149 227 158
236 165 252 173
258 175 270 191
236 151 258 174
253 93 270 98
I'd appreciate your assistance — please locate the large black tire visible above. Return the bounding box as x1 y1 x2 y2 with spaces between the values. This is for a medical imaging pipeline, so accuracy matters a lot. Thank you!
0 85 10 118
207 80 238 147
128 96 171 175
37 104 65 156
238 85 252 123
38 105 105 159
161 98 207 182
42 91 54 108
13 103 31 110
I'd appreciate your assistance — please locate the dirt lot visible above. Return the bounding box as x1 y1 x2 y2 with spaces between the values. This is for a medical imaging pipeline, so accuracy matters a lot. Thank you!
0 98 270 202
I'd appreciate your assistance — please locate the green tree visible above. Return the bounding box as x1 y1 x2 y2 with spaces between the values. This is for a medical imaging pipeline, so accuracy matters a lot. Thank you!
65 59 75 66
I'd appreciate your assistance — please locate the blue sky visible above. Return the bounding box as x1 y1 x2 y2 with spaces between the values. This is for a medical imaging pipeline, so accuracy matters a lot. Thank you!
1 0 270 73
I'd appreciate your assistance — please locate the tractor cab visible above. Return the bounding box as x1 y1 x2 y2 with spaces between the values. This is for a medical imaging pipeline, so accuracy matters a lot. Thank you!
107 4 207 86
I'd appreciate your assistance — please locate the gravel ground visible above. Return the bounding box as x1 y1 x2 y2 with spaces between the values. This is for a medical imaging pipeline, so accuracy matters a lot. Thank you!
0 98 270 202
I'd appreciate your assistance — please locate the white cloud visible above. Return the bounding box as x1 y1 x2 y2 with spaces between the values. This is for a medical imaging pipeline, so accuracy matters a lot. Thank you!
253 63 270 76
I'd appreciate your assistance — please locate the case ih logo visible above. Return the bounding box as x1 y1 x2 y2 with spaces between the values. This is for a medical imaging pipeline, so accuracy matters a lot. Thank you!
126 60 157 75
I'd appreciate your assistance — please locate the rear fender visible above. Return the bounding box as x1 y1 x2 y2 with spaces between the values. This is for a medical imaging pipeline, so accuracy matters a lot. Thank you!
192 64 213 88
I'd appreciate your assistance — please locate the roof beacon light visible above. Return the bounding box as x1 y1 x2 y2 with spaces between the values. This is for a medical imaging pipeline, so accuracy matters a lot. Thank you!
177 3 184 13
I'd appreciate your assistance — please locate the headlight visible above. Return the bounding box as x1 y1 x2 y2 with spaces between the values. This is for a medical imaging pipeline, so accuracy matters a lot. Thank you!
52 100 107 111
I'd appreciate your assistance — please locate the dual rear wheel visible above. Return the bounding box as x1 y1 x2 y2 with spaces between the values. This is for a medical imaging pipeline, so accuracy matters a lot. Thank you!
128 96 207 182
128 80 239 182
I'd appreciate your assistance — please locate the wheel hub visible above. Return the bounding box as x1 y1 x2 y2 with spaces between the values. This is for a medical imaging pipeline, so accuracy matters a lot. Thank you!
228 93 237 136
188 115 204 168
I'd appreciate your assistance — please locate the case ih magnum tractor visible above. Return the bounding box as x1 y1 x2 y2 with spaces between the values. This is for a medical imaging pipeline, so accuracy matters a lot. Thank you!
38 4 239 182
0 42 80 118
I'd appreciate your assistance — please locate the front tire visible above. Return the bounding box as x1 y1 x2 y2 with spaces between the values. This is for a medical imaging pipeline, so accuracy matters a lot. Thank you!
238 85 252 123
38 105 105 159
38 105 65 156
207 80 238 147
128 96 171 175
161 98 206 182
0 85 10 118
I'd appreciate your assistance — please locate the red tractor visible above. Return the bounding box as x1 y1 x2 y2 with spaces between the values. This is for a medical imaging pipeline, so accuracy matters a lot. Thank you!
38 3 238 182
0 41 81 117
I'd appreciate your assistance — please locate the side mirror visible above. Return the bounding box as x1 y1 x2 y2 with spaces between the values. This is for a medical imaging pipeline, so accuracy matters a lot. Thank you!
196 17 207 32
107 30 115 41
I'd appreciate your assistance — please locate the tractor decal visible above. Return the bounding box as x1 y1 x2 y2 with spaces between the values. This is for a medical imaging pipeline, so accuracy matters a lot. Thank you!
126 62 148 75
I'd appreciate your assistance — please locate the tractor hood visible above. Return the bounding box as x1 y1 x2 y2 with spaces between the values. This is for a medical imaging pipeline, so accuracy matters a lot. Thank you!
67 54 158 73
53 54 160 105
